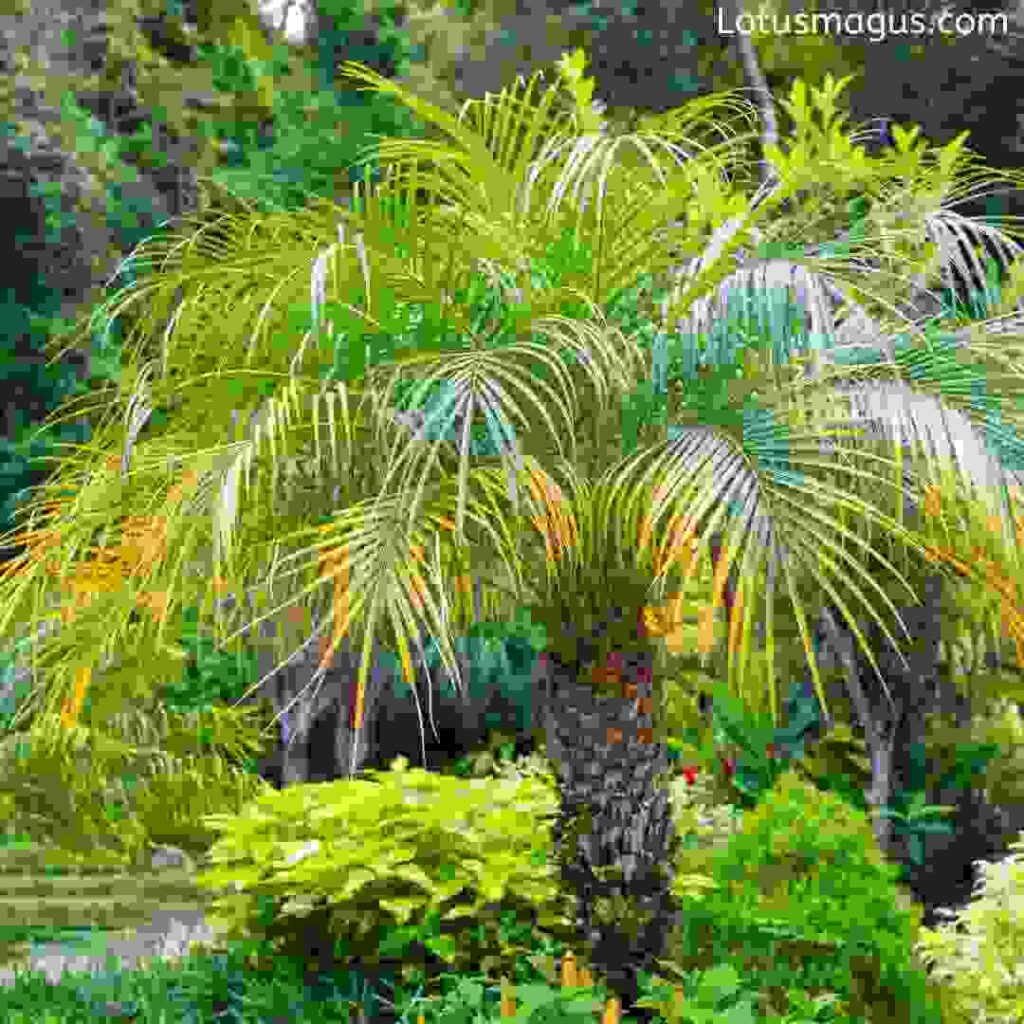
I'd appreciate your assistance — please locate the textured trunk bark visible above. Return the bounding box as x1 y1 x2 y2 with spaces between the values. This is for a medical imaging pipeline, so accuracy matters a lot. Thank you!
537 633 678 1020
814 572 1021 926
885 578 1024 926
867 738 898 856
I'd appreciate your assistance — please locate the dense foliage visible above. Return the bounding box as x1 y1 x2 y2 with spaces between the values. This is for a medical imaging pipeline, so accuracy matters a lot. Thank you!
914 830 1024 1024
0 0 435 569
670 769 943 1023
194 753 580 993
0 698 275 864
199 0 429 214
2 22 1024 1022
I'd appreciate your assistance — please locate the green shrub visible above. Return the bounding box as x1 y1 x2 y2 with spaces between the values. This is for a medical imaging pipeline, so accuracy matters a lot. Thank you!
158 606 264 714
194 754 578 994
668 769 942 1024
419 973 610 1024
913 830 1024 1024
201 0 429 215
636 961 853 1024
958 697 1024 831
0 697 275 866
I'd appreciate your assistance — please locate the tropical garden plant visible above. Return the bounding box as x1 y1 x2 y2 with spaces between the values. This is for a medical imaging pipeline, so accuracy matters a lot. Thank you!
669 767 942 1022
913 829 1024 1024
3 44 1024 1018
192 752 579 989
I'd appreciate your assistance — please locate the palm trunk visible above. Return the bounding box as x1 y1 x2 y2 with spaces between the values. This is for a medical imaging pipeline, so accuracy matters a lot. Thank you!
537 626 678 1019
819 606 900 856
263 633 383 785
818 570 946 865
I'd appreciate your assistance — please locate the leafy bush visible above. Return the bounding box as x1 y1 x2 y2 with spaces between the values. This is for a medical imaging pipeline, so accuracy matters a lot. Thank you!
636 963 763 1024
0 934 367 1022
159 606 264 714
913 830 1024 1024
636 961 858 1024
195 754 579 995
668 769 943 1024
419 973 609 1024
959 696 1024 829
661 677 873 817
0 700 274 867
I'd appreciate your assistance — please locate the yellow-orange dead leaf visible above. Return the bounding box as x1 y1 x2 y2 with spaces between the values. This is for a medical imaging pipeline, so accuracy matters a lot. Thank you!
500 981 516 1018
728 587 745 655
318 635 336 669
135 589 170 624
397 636 415 686
674 987 685 1020
643 592 686 654
119 516 167 574
697 604 716 654
60 666 92 729
638 513 652 554
409 573 427 614
711 546 730 609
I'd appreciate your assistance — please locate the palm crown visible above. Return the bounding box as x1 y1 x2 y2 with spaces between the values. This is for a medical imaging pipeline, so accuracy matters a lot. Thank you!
6 54 1022 727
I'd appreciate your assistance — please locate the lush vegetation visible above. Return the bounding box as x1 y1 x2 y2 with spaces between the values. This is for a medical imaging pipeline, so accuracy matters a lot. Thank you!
3 25 1024 1024
1 648 1021 1021
0 710 1021 1021
0 0 437 572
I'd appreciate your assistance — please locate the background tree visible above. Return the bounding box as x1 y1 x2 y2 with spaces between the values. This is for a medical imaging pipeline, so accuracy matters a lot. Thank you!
0 0 461 570
7 0 1022 570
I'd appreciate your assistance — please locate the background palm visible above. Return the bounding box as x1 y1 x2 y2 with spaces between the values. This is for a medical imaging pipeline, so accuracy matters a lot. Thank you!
2 49 1024 1014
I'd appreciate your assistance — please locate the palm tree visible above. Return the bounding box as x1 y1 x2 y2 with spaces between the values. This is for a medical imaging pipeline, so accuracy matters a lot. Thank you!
3 50 1024 1014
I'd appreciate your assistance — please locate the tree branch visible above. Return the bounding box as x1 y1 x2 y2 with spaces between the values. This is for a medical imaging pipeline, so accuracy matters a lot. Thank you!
728 0 778 188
